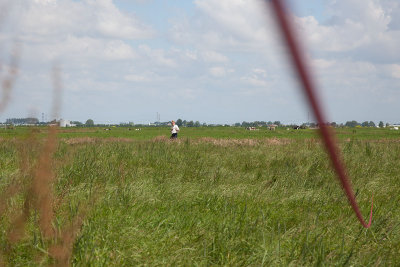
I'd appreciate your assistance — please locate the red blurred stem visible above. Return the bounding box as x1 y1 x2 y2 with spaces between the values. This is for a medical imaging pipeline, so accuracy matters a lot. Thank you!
269 0 372 228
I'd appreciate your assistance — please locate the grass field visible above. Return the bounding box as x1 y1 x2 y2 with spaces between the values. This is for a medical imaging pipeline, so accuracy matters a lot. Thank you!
0 126 399 266
1 125 400 140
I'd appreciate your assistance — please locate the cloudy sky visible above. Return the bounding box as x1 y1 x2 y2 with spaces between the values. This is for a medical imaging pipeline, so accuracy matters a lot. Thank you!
0 0 399 124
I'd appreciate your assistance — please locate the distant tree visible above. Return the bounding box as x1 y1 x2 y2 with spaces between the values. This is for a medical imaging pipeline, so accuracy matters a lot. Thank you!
361 121 369 127
27 118 39 124
379 121 384 128
6 117 39 125
176 119 183 127
386 122 390 127
85 119 94 126
194 121 200 127
310 122 316 128
330 122 337 127
345 120 359 127
71 121 83 126
273 121 281 126
182 120 187 127
234 122 241 127
187 120 194 127
368 121 375 127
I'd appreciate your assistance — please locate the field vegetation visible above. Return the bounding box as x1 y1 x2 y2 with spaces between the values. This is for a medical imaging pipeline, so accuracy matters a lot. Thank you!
1 125 399 140
0 126 399 266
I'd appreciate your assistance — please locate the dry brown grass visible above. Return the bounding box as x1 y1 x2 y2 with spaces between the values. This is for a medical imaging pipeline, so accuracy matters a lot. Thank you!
0 129 88 266
62 137 135 145
0 16 89 264
0 24 21 262
32 126 58 238
0 44 25 249
49 212 85 267
0 180 23 215
2 126 57 245
0 64 91 266
152 135 169 142
62 136 292 146
195 137 291 146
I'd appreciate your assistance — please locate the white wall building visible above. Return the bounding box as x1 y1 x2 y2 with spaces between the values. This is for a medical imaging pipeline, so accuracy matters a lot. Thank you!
59 119 76 127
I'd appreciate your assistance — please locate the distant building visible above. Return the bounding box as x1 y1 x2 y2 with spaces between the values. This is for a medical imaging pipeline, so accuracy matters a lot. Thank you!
267 124 278 130
390 124 400 130
59 119 76 127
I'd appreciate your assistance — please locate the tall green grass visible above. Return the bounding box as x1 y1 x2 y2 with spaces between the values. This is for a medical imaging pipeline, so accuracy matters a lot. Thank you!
1 132 400 265
2 126 399 140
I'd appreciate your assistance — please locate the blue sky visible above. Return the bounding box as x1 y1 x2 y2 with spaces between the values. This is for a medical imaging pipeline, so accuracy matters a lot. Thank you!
0 0 399 124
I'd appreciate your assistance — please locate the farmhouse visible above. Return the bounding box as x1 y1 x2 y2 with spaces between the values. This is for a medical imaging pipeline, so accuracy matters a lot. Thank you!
58 119 76 127
390 124 400 130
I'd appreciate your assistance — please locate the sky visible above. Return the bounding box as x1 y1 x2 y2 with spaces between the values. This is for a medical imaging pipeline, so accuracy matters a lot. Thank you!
0 0 399 124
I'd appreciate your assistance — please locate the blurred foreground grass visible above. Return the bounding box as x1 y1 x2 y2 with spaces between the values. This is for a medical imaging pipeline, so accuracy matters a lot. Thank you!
0 127 399 265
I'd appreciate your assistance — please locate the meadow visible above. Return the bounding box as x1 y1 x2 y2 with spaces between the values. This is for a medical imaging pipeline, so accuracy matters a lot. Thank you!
0 126 399 266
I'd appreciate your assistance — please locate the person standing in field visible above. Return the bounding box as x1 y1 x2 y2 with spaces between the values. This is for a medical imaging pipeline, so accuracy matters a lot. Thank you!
170 120 180 139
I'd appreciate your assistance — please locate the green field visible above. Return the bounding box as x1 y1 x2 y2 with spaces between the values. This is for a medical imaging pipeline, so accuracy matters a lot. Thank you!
1 125 400 140
1 126 399 266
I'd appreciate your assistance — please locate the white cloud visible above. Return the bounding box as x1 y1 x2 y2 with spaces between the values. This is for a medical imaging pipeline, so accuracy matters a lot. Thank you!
295 15 369 52
209 66 227 77
138 45 176 67
103 40 136 60
311 58 336 69
295 0 400 64
13 0 155 41
170 0 279 52
20 35 136 63
201 50 228 63
33 0 56 4
240 69 268 87
87 0 155 39
194 0 268 43
184 50 198 61
124 71 160 83
165 0 399 123
240 76 268 87
388 64 400 78
0 0 156 65
171 88 198 100
124 74 148 82
252 68 267 77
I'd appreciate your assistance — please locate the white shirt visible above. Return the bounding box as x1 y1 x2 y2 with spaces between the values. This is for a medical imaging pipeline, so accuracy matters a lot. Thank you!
171 124 180 134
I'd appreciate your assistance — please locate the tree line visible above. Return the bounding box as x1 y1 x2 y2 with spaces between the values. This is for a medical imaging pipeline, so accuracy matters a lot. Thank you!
5 118 39 125
2 118 393 128
176 119 202 127
343 121 387 128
